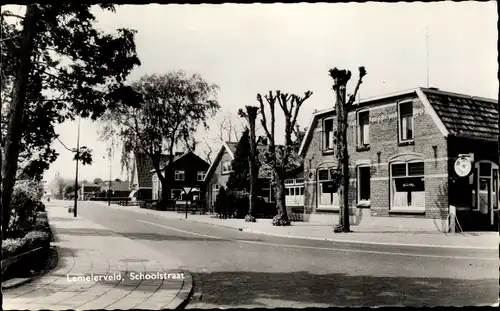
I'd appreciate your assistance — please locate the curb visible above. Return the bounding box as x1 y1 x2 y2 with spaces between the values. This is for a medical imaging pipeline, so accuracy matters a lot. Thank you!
238 228 499 250
93 201 499 250
166 269 194 309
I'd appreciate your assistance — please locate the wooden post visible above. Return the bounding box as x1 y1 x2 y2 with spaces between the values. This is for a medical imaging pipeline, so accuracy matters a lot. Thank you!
449 205 456 233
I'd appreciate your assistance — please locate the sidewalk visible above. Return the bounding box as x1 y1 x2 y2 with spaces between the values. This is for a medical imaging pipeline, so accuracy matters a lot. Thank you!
98 201 499 250
3 200 193 310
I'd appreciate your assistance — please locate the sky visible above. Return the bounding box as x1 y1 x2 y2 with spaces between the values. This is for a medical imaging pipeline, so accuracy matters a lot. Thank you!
33 2 498 183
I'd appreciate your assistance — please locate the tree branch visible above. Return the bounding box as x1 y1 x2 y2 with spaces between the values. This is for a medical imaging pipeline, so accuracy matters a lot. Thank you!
346 67 366 108
257 93 273 143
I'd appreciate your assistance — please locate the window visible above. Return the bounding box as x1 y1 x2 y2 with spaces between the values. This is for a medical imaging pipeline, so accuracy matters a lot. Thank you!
398 101 414 142
317 168 339 207
174 170 185 181
357 111 370 147
285 179 294 185
390 162 425 211
323 118 334 151
171 189 184 200
222 161 232 174
295 178 304 185
213 184 220 191
197 171 206 181
357 166 371 203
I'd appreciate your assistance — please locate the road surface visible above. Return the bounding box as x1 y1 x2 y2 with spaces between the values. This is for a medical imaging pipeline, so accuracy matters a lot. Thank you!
72 201 498 308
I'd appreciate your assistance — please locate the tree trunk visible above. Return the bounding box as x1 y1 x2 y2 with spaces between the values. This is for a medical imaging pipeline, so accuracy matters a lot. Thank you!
248 120 258 217
1 5 38 235
273 170 289 222
335 85 351 232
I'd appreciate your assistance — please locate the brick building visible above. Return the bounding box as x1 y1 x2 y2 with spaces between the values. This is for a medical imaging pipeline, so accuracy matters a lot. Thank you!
298 87 498 231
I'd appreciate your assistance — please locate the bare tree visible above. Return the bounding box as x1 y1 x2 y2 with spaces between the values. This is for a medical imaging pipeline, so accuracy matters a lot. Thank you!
217 112 244 142
203 139 214 165
328 67 367 233
238 106 260 221
258 90 313 226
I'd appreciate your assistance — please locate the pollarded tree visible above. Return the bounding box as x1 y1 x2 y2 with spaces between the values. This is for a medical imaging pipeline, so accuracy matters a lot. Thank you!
328 67 367 233
99 71 220 206
238 106 260 221
257 90 313 226
226 128 251 193
1 4 141 234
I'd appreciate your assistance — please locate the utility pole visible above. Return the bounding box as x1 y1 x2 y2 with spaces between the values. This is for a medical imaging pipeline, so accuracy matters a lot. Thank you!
426 26 430 88
108 156 112 206
73 117 81 217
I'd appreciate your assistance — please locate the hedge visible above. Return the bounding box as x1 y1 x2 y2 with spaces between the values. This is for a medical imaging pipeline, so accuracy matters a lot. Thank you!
2 230 51 259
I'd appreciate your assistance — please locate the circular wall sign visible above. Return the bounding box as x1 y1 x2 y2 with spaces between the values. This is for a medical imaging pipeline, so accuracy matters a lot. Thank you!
454 157 472 177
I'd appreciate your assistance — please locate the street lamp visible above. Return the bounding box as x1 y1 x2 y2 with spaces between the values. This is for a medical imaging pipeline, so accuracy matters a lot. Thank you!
73 117 81 217
108 144 113 206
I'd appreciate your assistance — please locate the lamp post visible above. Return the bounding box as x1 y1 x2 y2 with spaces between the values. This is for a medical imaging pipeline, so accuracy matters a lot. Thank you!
73 117 81 217
108 148 112 206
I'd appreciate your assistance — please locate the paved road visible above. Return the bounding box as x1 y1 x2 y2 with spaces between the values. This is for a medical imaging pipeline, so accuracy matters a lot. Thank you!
75 201 498 308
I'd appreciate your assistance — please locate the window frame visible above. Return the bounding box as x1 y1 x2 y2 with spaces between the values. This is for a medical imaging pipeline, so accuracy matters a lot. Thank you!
389 160 425 212
357 110 370 147
197 171 206 182
397 100 415 143
356 164 371 204
174 170 185 181
221 161 233 174
322 117 335 152
171 189 184 201
317 168 340 209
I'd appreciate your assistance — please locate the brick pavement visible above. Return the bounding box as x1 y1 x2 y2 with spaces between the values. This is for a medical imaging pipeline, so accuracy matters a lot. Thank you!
2 200 193 310
96 201 498 250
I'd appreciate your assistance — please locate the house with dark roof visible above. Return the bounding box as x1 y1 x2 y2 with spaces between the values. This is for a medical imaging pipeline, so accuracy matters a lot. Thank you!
298 87 498 231
129 152 171 192
150 151 209 202
204 140 304 213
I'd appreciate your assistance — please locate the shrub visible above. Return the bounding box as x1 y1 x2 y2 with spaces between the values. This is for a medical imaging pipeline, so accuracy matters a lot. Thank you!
35 201 46 212
23 231 51 250
272 215 291 226
214 187 228 218
7 180 44 237
245 214 256 222
2 238 27 258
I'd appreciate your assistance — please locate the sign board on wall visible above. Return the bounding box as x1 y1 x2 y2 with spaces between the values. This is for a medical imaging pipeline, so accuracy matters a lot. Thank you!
347 108 426 128
454 155 473 177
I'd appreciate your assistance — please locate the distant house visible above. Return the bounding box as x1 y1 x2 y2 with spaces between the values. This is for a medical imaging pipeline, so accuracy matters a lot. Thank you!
78 183 101 200
129 152 170 198
150 151 210 202
204 140 303 211
101 180 131 198
130 153 169 190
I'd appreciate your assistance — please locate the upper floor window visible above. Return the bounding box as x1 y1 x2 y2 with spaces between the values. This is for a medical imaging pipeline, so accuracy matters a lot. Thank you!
174 170 185 181
222 161 232 174
213 184 220 191
197 171 206 181
357 110 370 147
398 101 414 142
323 118 334 151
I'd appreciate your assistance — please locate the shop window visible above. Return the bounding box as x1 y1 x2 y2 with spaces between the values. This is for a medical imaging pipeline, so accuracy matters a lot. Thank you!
390 162 425 211
318 168 339 207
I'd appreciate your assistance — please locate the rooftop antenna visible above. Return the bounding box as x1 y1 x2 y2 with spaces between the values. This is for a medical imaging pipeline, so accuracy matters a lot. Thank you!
426 26 430 88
